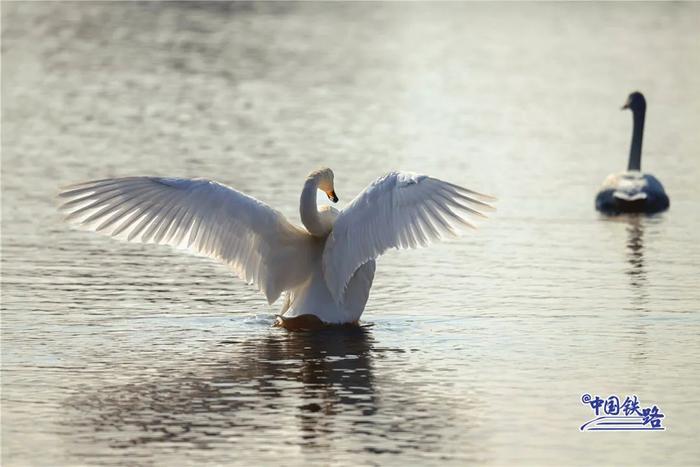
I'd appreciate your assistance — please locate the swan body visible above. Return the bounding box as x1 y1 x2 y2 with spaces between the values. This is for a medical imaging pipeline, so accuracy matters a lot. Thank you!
595 171 669 214
59 168 493 326
596 91 669 215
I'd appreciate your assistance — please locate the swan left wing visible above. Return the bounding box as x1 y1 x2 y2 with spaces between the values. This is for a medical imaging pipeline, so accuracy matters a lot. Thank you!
58 176 313 304
322 171 494 302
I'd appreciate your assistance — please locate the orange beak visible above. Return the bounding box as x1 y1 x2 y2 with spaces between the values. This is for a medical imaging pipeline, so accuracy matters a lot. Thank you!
326 190 338 203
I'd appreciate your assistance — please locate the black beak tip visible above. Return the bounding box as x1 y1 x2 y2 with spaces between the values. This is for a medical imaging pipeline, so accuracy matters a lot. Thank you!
332 195 339 203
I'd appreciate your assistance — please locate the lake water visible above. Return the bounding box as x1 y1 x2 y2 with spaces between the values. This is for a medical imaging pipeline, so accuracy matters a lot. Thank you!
2 2 699 465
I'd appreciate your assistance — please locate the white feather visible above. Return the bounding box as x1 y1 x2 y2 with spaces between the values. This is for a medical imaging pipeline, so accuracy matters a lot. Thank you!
322 172 495 302
58 170 494 324
58 177 314 304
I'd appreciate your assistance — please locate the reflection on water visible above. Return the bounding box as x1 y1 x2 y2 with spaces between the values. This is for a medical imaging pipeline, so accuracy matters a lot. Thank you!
70 328 377 449
625 217 646 289
66 327 459 461
621 216 650 364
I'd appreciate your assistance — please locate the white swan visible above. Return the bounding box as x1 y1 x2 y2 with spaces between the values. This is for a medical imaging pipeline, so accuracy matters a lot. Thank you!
58 168 494 329
595 91 670 214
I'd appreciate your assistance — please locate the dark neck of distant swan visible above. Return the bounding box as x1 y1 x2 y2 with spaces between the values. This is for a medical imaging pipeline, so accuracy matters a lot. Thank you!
627 105 645 171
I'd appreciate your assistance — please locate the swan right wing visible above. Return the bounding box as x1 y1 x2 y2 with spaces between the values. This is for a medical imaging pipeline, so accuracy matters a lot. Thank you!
322 171 494 302
58 176 314 304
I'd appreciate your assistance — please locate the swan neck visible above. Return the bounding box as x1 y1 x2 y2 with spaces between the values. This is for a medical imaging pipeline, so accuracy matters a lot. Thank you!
300 178 326 237
628 105 645 171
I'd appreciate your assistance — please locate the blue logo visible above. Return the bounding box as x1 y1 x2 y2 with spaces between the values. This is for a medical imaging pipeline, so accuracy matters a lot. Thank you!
580 394 665 431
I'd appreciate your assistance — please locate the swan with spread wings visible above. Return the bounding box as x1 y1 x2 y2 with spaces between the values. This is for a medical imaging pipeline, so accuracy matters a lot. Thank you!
58 168 494 329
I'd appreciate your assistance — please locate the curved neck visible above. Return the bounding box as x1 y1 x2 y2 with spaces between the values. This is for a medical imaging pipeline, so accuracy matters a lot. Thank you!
300 177 326 237
628 106 645 171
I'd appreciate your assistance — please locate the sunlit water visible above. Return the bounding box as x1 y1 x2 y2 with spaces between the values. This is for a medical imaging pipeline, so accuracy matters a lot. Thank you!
2 2 700 466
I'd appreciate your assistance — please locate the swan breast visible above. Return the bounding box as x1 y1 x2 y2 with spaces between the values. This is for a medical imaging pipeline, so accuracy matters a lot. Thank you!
317 205 340 234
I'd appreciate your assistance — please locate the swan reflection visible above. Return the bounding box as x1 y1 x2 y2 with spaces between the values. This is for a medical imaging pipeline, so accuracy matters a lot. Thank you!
68 326 424 453
625 216 646 289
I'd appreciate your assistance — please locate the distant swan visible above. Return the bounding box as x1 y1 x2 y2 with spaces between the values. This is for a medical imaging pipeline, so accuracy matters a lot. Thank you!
595 91 669 214
59 169 494 329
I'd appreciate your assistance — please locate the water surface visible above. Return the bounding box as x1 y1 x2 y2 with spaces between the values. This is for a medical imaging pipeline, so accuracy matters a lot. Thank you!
2 2 700 465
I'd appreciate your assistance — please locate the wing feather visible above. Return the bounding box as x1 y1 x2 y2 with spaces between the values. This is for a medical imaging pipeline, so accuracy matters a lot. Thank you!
322 172 494 302
58 176 313 304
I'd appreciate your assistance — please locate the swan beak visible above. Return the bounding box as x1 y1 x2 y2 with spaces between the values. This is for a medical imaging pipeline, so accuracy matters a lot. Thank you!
327 190 339 203
621 98 631 110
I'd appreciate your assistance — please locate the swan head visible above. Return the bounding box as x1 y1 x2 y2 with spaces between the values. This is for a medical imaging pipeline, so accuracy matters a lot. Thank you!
622 91 646 112
308 167 338 203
